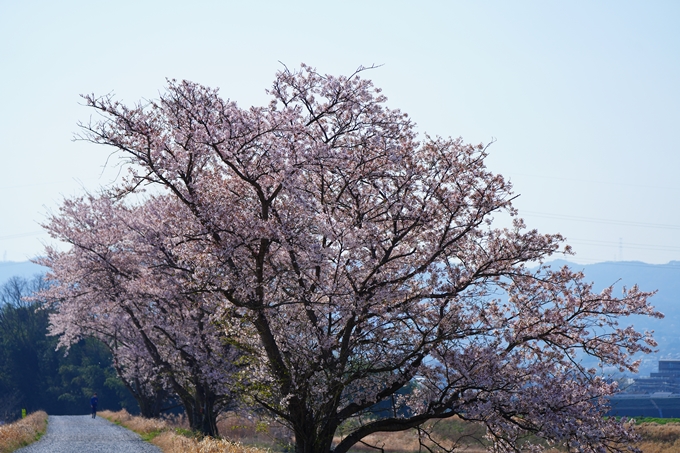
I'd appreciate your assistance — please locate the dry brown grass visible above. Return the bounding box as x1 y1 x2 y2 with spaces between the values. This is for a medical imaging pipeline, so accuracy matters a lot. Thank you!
0 411 48 453
344 421 680 453
99 410 269 453
334 428 484 453
99 409 168 436
152 431 271 453
634 422 680 453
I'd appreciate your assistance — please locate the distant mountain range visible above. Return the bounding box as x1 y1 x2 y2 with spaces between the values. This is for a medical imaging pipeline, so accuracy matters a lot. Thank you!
1 259 677 375
0 261 47 286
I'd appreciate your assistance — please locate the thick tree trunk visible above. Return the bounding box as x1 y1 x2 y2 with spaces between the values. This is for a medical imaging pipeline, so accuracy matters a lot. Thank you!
293 428 335 453
290 406 336 453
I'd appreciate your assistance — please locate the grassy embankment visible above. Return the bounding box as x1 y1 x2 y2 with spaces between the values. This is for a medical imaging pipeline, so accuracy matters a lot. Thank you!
0 411 48 453
100 409 680 453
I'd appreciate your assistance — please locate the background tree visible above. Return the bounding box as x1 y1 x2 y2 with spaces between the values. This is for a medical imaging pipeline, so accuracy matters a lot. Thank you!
0 276 51 417
0 276 137 421
45 64 660 452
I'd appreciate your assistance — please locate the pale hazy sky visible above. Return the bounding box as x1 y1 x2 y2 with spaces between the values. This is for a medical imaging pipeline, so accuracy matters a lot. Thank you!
1 1 679 264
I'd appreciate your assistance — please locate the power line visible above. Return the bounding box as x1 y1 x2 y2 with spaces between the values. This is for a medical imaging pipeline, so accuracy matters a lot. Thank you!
0 232 45 241
506 172 680 193
568 238 680 253
521 211 680 230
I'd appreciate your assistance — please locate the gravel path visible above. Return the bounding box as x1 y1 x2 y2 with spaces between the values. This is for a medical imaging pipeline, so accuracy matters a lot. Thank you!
15 415 162 453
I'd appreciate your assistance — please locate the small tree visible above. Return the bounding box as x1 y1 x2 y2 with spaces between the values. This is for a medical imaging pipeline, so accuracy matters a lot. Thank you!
39 195 238 435
48 64 660 452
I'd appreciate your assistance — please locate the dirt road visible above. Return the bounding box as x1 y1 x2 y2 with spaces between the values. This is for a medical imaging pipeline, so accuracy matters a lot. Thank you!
15 415 161 453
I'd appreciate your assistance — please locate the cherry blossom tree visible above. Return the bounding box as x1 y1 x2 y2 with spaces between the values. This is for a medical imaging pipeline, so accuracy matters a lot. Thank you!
45 64 660 452
38 194 239 435
109 336 173 419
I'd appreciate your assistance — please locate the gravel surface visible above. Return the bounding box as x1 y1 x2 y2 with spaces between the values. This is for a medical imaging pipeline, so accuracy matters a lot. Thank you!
15 415 162 453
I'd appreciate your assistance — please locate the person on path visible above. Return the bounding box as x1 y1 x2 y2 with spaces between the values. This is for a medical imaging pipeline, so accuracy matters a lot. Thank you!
90 393 98 419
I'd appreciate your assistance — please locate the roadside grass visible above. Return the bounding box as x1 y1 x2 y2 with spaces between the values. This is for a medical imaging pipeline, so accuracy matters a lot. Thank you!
99 410 268 453
0 411 48 453
99 409 166 442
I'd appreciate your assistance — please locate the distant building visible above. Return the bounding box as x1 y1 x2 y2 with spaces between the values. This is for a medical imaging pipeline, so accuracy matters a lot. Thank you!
608 360 680 418
625 360 680 394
